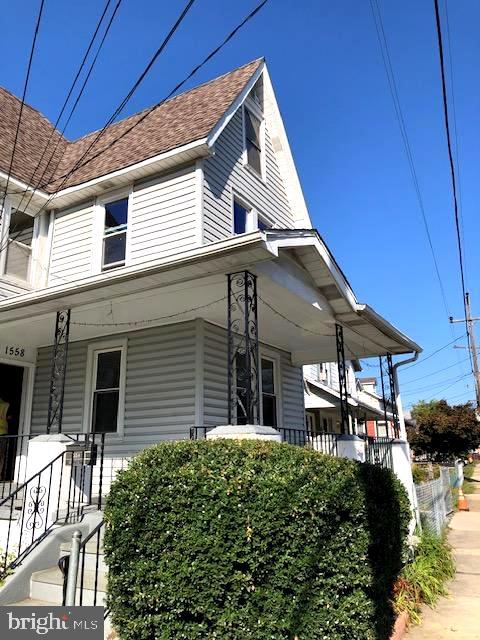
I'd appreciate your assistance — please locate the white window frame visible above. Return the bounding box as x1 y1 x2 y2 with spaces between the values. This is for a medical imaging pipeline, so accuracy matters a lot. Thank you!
259 352 282 429
242 99 266 182
0 199 38 286
83 338 127 437
231 191 270 235
93 187 132 274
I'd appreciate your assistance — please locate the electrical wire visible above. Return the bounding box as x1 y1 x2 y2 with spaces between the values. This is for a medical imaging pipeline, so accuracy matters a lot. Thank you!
401 334 466 370
402 372 470 396
0 0 46 215
14 0 123 218
400 356 470 385
22 0 269 228
433 0 472 370
369 0 452 322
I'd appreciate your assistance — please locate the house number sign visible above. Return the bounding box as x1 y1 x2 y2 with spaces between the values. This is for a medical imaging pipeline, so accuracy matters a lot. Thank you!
1 344 36 364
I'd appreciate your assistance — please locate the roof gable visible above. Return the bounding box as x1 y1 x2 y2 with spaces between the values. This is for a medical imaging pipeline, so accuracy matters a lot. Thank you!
0 59 263 194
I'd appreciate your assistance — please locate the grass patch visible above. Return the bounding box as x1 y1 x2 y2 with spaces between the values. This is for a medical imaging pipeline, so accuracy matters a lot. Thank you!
393 529 455 625
463 463 477 494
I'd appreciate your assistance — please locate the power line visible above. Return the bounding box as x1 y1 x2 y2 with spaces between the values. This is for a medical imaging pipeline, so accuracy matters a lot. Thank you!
369 0 451 321
0 0 46 215
402 372 470 396
401 334 466 370
15 0 122 216
1 0 196 255
400 356 470 386
433 0 472 365
27 0 269 217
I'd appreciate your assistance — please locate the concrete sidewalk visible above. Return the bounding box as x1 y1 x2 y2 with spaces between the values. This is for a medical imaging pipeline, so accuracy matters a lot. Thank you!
406 465 480 640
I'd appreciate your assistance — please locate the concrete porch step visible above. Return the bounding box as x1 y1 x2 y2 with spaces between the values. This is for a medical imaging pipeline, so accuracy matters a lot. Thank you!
31 566 107 605
59 543 106 573
0 501 23 520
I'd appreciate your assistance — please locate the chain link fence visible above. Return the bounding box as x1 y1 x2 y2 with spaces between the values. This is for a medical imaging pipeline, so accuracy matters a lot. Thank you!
415 464 459 535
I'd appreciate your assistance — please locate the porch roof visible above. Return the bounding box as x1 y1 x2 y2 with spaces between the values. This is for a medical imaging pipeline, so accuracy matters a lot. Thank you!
304 378 384 419
0 230 421 363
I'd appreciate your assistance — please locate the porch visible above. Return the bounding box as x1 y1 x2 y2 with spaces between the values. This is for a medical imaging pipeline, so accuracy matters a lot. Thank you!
0 230 420 577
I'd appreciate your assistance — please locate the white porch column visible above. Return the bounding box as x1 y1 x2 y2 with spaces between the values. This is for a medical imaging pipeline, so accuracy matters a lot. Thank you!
337 434 366 462
206 424 282 442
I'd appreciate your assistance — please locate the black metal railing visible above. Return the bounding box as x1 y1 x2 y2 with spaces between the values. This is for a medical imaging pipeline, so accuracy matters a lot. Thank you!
0 434 35 499
0 433 105 578
59 520 107 612
364 436 394 470
189 426 341 457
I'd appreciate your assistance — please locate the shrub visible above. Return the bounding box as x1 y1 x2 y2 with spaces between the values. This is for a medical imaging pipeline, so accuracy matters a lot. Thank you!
104 440 410 640
393 528 455 624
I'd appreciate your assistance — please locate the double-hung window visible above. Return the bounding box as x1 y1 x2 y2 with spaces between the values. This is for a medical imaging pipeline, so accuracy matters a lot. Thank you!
261 357 277 427
244 107 263 176
102 197 128 270
234 200 250 235
4 209 34 283
86 341 126 435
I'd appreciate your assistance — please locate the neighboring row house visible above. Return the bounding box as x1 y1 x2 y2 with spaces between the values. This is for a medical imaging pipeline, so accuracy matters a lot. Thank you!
304 363 399 437
0 59 421 606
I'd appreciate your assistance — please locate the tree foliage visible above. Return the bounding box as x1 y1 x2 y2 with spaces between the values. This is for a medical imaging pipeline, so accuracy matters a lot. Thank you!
408 399 480 461
104 440 410 640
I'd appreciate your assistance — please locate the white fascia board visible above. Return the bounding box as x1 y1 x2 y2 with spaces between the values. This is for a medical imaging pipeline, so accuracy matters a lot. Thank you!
0 170 49 208
265 230 358 312
0 230 271 314
356 304 422 354
50 138 210 203
262 66 311 229
207 61 265 148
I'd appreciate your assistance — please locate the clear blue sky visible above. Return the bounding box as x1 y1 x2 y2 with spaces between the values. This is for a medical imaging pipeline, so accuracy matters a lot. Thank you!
1 0 478 409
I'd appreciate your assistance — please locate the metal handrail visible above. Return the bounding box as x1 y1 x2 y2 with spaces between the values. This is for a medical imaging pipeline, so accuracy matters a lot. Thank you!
60 520 108 615
0 433 105 578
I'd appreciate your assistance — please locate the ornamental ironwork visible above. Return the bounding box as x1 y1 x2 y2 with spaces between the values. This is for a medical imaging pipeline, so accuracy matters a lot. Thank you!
25 484 46 531
227 271 260 425
47 309 71 434
335 323 350 434
387 353 400 438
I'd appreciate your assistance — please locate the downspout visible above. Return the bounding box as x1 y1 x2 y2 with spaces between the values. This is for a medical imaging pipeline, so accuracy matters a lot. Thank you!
393 351 420 440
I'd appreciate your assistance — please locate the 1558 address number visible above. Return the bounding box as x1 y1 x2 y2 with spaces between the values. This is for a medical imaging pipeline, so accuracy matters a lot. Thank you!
4 346 26 358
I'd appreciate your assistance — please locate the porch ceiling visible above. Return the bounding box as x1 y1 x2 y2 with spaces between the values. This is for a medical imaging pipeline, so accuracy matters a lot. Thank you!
0 230 421 362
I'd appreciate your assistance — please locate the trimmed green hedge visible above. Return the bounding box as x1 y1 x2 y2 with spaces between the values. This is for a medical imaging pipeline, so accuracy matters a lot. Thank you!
104 440 410 639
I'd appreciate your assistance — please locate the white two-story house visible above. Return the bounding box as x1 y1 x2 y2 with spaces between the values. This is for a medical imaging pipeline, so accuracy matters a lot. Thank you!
0 58 421 493
304 363 398 438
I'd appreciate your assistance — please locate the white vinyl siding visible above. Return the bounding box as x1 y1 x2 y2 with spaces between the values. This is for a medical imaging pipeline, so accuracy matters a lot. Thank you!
203 109 294 244
202 322 304 429
49 201 95 284
129 167 198 264
31 321 197 449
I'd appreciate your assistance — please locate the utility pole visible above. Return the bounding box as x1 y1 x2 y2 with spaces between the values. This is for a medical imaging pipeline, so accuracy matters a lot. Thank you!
450 292 480 409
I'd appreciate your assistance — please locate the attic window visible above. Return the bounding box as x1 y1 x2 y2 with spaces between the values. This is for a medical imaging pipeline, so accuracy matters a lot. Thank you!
244 107 263 176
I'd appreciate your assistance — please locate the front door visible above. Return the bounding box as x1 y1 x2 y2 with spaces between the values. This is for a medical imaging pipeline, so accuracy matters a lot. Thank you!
0 363 24 481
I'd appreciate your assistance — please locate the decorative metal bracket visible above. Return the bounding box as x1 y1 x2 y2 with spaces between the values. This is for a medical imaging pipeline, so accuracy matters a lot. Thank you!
227 271 260 425
386 353 400 438
47 310 71 434
335 324 350 434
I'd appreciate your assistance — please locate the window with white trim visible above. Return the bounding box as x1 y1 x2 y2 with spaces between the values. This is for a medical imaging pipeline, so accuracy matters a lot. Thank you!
102 197 128 270
233 196 270 235
244 107 263 176
4 209 34 283
90 347 125 433
261 357 277 427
